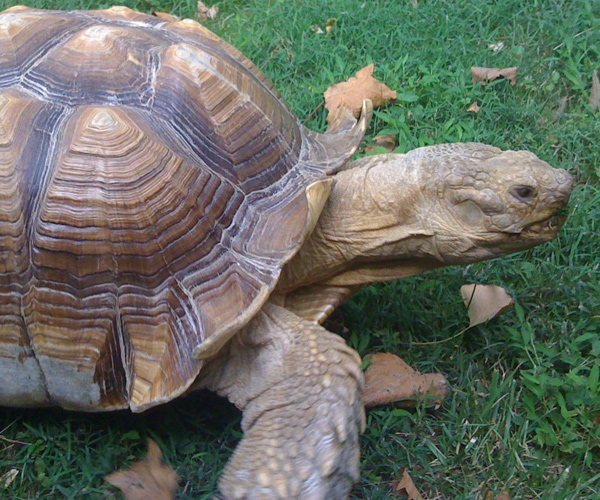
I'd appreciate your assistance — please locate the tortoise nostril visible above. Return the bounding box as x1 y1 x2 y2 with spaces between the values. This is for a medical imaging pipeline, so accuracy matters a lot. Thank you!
512 185 536 202
558 170 574 195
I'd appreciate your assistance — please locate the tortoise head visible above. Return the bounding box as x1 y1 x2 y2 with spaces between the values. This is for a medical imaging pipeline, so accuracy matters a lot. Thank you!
419 143 573 263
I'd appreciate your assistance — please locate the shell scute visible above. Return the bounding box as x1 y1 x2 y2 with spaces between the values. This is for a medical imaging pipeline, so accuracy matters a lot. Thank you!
22 24 161 107
0 10 88 88
152 42 302 193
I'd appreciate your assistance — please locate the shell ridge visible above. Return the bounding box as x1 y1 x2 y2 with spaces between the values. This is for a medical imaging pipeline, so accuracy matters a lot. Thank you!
173 278 205 336
219 87 300 183
0 89 52 406
141 49 160 107
152 19 283 106
299 100 371 175
206 43 282 105
22 105 96 408
151 61 241 181
148 43 293 185
19 19 92 91
111 220 132 407
24 106 73 246
0 17 18 89
146 112 249 200
150 100 242 187
18 291 52 404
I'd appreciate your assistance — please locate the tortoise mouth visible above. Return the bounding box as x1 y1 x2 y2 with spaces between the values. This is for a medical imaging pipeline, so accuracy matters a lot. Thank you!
519 212 567 238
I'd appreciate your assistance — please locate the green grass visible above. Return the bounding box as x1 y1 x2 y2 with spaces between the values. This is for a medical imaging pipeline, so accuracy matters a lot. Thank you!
1 0 599 498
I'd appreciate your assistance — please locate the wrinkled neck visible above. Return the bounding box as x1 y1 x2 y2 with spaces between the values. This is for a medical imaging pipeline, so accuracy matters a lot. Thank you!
278 155 432 292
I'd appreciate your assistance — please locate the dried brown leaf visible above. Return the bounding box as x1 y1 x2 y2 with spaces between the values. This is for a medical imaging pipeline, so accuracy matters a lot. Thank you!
363 353 449 407
471 66 518 86
152 11 180 22
590 69 599 111
197 1 219 21
460 284 514 328
467 101 481 113
0 469 18 489
324 64 397 122
325 18 337 33
485 491 511 500
393 469 424 500
104 440 178 500
364 133 398 153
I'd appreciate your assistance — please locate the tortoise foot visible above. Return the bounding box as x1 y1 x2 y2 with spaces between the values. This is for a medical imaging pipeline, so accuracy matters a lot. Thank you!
216 305 365 500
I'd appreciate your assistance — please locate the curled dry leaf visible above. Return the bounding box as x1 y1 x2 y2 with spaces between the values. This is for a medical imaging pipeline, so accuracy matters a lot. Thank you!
590 69 599 111
393 469 424 500
471 66 518 86
324 64 397 122
467 101 481 113
152 11 180 22
197 1 219 21
460 284 514 328
364 133 398 153
104 440 179 500
0 469 18 489
363 353 449 407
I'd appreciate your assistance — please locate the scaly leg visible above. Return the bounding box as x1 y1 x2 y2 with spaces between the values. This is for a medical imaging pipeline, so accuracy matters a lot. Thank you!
198 302 365 500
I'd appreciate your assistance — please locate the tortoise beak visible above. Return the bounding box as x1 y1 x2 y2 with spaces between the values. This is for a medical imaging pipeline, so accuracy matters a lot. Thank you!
518 168 573 240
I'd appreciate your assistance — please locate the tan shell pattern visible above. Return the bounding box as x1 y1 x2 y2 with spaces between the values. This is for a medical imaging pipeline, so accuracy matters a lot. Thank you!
0 6 365 412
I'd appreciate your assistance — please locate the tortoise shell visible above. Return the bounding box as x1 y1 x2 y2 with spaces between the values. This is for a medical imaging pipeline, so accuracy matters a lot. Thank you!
0 6 365 412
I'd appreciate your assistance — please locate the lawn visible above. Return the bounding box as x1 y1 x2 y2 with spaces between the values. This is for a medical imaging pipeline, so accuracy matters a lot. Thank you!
0 0 599 499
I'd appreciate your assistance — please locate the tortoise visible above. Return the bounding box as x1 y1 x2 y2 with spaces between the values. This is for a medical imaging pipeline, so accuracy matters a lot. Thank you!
0 6 573 499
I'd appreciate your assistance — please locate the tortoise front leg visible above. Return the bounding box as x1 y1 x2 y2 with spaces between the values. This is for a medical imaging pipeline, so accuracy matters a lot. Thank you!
198 302 365 500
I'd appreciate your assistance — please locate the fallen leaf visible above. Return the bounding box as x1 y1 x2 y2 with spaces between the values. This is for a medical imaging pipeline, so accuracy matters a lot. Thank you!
152 11 180 22
363 353 449 407
324 64 397 122
197 1 219 21
310 25 325 34
0 469 18 489
488 42 505 52
104 440 178 500
485 491 510 500
553 96 567 122
467 101 481 113
471 66 518 86
393 469 424 500
325 18 337 33
364 133 398 153
460 284 514 328
590 69 599 111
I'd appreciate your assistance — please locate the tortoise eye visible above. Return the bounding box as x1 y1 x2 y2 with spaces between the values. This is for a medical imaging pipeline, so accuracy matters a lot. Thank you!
512 185 536 201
